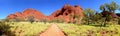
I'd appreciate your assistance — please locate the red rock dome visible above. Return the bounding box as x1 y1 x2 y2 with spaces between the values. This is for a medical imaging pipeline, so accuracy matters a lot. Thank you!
6 4 84 22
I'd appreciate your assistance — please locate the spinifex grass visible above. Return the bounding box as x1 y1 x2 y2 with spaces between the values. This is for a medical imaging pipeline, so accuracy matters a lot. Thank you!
58 24 120 36
8 22 50 36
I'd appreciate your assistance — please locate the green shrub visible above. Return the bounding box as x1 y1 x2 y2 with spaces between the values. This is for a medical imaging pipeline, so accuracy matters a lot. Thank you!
0 21 15 36
118 18 120 25
39 19 48 24
50 18 64 23
27 16 34 24
9 22 50 36
58 24 120 36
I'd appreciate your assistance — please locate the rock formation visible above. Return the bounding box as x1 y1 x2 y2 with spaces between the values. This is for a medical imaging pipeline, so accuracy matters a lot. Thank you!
49 4 83 22
6 4 84 22
22 9 46 20
7 14 17 19
7 8 46 21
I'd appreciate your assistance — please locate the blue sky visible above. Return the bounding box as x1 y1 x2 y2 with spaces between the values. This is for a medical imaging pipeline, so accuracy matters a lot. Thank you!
0 0 120 19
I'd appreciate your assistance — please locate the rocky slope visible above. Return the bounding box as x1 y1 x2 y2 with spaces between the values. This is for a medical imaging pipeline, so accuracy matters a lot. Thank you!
6 4 84 22
7 8 46 21
49 4 83 22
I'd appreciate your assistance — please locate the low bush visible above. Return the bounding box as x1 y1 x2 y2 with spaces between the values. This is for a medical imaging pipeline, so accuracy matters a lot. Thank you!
9 22 50 36
0 21 15 36
58 24 120 36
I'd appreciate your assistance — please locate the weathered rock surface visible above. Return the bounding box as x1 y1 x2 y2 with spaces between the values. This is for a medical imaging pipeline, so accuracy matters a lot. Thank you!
7 8 46 21
49 4 83 22
6 4 84 22
7 14 17 19
22 9 46 20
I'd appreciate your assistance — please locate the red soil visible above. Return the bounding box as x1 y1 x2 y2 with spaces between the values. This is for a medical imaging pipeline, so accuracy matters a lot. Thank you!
39 24 65 36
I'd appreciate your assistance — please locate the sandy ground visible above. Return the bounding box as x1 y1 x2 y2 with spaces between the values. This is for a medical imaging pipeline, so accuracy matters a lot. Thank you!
39 24 65 36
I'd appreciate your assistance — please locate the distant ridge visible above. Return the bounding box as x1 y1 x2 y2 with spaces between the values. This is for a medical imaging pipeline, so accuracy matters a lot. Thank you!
6 4 83 22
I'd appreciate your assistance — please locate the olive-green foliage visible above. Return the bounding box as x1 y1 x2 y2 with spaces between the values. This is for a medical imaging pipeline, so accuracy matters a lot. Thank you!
4 19 10 22
100 1 118 20
99 1 119 26
83 8 95 17
118 18 120 25
83 10 114 27
39 19 48 24
50 18 64 23
58 24 120 36
83 8 96 25
0 21 15 36
100 1 119 12
92 13 103 21
105 14 113 21
9 22 50 36
101 14 113 27
91 13 103 25
70 14 82 24
100 4 106 11
93 13 113 27
27 16 34 24
81 1 120 26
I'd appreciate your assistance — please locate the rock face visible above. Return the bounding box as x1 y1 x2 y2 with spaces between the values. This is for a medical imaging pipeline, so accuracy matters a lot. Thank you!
7 14 17 19
22 9 46 20
49 4 83 22
7 8 46 21
6 4 84 22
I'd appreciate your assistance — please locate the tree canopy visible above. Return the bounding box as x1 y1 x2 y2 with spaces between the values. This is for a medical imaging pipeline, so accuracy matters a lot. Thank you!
100 1 119 12
83 8 95 18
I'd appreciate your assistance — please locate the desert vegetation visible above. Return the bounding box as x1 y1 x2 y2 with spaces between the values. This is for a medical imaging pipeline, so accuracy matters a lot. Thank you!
9 22 50 36
58 24 120 36
0 21 50 36
0 1 120 36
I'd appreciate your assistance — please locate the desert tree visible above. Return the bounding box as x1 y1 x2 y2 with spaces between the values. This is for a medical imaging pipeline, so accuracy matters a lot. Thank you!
103 14 112 27
109 1 119 12
51 18 64 23
39 18 47 24
92 12 102 23
83 8 95 25
99 1 119 26
50 18 58 23
100 4 106 12
100 1 119 12
4 19 10 22
69 13 81 24
27 16 34 24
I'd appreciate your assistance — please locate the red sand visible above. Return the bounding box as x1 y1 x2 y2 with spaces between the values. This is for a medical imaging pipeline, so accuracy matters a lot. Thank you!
39 24 65 36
